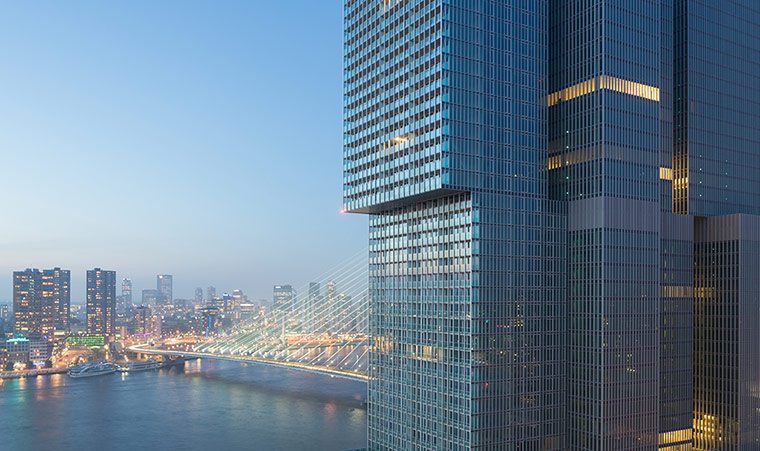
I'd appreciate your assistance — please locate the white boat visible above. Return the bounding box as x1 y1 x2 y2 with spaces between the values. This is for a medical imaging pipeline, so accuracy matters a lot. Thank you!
117 359 162 373
68 361 118 378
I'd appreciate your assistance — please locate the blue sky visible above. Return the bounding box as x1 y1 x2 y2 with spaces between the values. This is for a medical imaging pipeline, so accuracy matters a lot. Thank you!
0 2 366 302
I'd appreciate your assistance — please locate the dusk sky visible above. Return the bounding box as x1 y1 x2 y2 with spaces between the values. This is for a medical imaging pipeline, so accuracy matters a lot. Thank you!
0 2 366 302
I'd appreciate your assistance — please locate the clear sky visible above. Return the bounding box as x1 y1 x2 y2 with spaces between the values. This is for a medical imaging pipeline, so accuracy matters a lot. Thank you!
0 2 366 303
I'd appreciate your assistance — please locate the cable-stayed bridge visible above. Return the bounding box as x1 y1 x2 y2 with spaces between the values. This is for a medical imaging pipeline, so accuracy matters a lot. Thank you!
130 250 370 382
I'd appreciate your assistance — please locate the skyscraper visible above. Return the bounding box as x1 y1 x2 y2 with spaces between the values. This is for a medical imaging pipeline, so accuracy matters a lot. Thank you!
345 2 564 448
157 274 173 304
0 304 10 324
195 287 203 304
12 268 69 338
134 306 152 336
345 1 760 449
306 282 320 332
121 278 133 306
86 268 116 335
272 285 294 313
206 286 216 302
45 268 70 332
13 269 53 338
141 289 159 307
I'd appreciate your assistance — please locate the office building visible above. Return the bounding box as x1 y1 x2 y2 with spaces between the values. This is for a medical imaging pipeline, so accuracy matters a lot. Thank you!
157 274 172 304
13 269 57 339
273 285 295 313
206 286 216 302
0 304 10 324
200 306 219 337
86 268 116 335
344 1 760 449
231 290 247 308
121 278 133 310
345 1 564 448
305 282 320 332
45 268 70 332
195 287 203 304
141 289 159 307
134 306 152 336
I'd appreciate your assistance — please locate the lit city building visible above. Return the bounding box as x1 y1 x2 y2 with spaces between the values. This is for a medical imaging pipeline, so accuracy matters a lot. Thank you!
0 304 11 325
206 286 216 302
200 306 220 337
121 277 133 309
272 285 295 313
344 0 760 449
195 287 203 304
12 268 65 339
86 268 116 335
43 268 70 333
134 306 152 336
141 289 159 307
157 274 173 304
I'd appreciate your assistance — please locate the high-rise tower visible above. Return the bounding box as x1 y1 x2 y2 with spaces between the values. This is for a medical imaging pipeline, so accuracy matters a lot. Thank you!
86 268 116 335
157 274 173 304
345 1 565 448
46 268 70 332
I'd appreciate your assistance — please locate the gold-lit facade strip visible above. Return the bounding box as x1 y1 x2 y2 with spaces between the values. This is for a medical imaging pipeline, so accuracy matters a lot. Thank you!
658 429 693 446
660 167 674 181
547 75 660 107
661 285 693 299
546 146 600 170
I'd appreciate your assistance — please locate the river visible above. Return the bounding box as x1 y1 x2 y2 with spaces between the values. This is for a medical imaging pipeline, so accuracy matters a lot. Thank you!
0 359 367 451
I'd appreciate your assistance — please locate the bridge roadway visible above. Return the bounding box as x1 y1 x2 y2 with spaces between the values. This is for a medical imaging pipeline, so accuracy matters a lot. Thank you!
128 344 369 382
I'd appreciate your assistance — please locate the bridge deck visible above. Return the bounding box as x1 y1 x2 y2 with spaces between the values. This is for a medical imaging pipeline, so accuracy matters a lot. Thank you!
129 344 368 382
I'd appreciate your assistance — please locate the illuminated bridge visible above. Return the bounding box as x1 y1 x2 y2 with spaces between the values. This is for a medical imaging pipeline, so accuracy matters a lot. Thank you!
130 250 370 382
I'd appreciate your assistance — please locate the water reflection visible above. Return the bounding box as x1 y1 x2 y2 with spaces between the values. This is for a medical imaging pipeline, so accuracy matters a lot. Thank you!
0 360 367 451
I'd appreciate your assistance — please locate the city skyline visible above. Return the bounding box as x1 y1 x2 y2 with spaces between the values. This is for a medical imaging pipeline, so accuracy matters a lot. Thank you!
0 1 366 302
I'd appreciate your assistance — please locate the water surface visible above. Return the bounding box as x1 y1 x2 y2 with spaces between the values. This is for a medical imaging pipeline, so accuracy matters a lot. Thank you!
0 359 367 451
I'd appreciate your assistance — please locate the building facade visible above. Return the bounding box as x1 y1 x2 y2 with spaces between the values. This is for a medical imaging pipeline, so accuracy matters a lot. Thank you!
141 289 159 307
121 278 133 308
157 274 173 304
86 268 116 335
273 285 295 313
134 306 152 336
46 268 70 333
13 268 69 339
345 1 760 450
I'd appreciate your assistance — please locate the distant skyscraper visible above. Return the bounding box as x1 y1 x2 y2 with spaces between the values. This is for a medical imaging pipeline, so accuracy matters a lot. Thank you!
86 268 116 335
13 269 50 338
156 274 173 304
194 288 203 304
134 306 152 336
0 304 10 324
141 289 159 307
231 290 246 311
272 285 294 313
45 268 70 332
200 306 219 337
306 282 320 332
121 278 133 306
206 286 216 302
12 268 67 339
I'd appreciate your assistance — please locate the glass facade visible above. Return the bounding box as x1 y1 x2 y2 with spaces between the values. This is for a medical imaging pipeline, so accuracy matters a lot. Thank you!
86 268 116 335
347 0 565 449
673 1 760 217
550 1 662 448
346 1 760 449
693 215 760 450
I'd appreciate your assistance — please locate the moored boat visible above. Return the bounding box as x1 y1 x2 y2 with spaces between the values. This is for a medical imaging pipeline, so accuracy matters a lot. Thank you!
117 359 162 373
68 361 118 378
